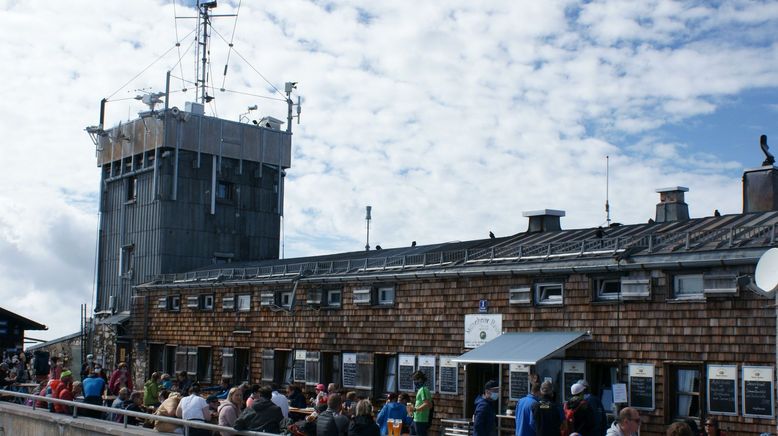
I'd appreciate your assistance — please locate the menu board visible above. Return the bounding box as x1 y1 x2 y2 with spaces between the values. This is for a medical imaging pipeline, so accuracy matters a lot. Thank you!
563 360 586 402
294 350 306 382
398 354 416 392
628 363 655 411
707 365 737 416
418 355 436 393
342 353 357 388
743 366 774 418
439 356 458 395
509 364 530 400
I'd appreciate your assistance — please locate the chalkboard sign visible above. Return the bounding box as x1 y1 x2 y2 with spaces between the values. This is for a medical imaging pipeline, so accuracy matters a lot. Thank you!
342 353 357 388
398 354 416 392
628 363 654 411
439 356 458 395
293 350 306 382
509 364 530 400
743 366 774 418
707 365 737 416
418 355 436 393
563 360 586 402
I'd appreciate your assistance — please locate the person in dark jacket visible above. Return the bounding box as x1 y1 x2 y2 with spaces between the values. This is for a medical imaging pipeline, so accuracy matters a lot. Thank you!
578 380 607 436
234 385 284 433
532 381 563 436
317 393 350 436
564 383 595 436
349 399 381 436
473 380 499 436
288 383 308 408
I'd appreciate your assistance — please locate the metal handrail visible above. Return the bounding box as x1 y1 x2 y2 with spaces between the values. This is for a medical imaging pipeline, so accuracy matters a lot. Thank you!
144 224 778 286
0 389 271 436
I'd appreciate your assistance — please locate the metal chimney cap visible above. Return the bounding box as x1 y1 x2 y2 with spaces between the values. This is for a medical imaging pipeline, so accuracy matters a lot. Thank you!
655 186 689 193
522 209 566 217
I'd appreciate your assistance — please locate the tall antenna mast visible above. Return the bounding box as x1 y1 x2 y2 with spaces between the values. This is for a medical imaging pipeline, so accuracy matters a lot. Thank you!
605 155 611 226
195 1 217 105
365 206 372 251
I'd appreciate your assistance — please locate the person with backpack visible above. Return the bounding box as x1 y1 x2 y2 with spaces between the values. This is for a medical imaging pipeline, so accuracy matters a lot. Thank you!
577 380 606 436
473 380 499 436
531 381 562 436
562 383 595 436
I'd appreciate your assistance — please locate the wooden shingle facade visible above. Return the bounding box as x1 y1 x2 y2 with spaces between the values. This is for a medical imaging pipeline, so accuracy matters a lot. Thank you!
131 199 778 435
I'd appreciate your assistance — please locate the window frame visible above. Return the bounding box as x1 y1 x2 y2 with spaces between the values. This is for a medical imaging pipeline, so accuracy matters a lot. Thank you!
199 294 215 311
377 286 395 305
666 363 704 423
534 282 564 306
167 295 181 312
305 351 321 386
261 349 274 382
593 276 622 301
126 175 138 202
355 352 373 390
222 348 234 379
236 294 251 312
326 289 342 308
197 347 212 383
673 273 705 300
216 180 235 202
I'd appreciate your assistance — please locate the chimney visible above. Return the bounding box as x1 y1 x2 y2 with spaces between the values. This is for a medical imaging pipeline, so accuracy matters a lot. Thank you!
655 186 689 223
743 135 778 213
523 209 565 232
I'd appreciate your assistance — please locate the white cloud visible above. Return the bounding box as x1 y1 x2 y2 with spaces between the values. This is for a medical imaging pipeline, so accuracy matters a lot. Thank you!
1 0 778 341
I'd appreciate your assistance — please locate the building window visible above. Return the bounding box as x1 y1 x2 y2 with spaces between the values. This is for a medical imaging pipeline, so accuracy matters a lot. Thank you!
281 292 293 308
234 348 250 384
673 274 704 299
262 349 274 381
121 245 135 277
306 351 321 385
199 294 214 311
594 277 621 301
148 343 165 378
375 354 397 395
127 176 137 202
356 353 373 389
223 295 235 310
167 295 181 312
323 352 341 387
326 289 342 308
283 351 294 385
197 347 212 383
378 287 395 305
175 346 197 374
237 294 251 311
668 365 703 421
535 283 563 305
222 348 234 379
216 181 234 201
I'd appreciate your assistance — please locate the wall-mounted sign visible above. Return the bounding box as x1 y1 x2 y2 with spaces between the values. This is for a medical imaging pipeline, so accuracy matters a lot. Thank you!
439 356 458 395
509 364 530 400
464 314 502 348
479 300 488 313
293 350 306 382
398 354 416 392
628 363 655 411
707 365 737 416
342 353 357 388
418 355 436 393
743 366 774 418
612 383 627 404
563 360 586 402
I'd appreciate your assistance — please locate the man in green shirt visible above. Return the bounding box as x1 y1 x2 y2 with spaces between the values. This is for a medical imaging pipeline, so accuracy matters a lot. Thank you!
409 371 432 436
143 372 161 407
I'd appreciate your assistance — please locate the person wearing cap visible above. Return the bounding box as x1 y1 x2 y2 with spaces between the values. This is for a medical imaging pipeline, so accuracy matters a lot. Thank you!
53 370 74 414
515 377 541 436
473 380 499 436
564 383 595 435
575 380 606 436
409 370 433 436
80 353 95 381
531 381 562 436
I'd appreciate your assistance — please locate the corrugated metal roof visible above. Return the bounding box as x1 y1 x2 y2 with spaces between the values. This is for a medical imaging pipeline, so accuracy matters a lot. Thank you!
141 211 778 287
452 331 588 365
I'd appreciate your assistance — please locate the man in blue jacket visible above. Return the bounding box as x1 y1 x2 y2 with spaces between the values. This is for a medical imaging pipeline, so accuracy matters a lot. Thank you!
515 379 541 436
473 380 499 436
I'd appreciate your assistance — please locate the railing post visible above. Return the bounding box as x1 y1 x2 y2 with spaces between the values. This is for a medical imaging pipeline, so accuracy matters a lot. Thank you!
517 245 523 259
772 223 776 244
648 235 653 253
685 232 690 250
729 227 734 247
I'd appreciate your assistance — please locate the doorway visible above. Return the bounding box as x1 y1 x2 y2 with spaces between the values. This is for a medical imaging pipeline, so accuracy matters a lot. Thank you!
464 363 499 418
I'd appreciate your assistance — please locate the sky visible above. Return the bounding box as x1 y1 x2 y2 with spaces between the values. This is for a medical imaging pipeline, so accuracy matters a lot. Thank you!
2 0 778 343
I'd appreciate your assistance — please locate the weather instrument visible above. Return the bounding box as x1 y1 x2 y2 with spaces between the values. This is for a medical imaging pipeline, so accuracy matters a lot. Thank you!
754 247 778 293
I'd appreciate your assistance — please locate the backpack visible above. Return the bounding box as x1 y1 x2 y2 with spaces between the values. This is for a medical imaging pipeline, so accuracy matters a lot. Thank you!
560 399 586 436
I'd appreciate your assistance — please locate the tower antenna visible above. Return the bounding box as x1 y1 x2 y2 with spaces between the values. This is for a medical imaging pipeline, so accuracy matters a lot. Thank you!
605 155 611 226
191 1 236 105
365 206 372 251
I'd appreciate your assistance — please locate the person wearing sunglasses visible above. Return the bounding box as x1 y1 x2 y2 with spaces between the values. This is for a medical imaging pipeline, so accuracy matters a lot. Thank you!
606 407 640 436
703 417 726 436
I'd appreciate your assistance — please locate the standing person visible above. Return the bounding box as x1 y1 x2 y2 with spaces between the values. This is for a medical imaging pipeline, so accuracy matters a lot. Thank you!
176 385 211 436
563 383 595 435
143 372 161 407
80 354 95 381
515 379 541 436
81 368 106 418
376 392 411 436
272 382 290 418
108 362 133 395
349 399 381 436
408 371 432 436
316 393 350 436
576 380 606 436
606 407 641 436
532 381 563 436
473 380 499 436
219 387 244 436
234 385 285 433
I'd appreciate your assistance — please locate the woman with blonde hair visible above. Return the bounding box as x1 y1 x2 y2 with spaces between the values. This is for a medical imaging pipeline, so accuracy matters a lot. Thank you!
218 387 244 435
349 399 380 436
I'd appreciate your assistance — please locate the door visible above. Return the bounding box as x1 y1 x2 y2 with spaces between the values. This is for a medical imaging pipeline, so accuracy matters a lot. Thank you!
464 363 499 418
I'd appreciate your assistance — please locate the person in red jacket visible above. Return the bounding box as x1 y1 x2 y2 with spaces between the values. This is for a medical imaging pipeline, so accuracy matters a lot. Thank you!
53 370 73 413
108 362 133 395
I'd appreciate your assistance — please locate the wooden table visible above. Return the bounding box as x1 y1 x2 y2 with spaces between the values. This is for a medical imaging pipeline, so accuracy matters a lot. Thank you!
496 414 515 436
289 407 316 415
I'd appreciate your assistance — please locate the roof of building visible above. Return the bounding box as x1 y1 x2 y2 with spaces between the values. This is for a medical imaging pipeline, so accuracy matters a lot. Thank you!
139 210 778 288
0 306 47 330
25 330 84 352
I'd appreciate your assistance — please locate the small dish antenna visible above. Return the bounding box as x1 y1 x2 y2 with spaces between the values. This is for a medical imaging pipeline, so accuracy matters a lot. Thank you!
755 247 778 293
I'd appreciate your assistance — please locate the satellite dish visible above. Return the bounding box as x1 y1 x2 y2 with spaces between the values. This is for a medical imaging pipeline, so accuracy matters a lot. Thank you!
755 247 778 293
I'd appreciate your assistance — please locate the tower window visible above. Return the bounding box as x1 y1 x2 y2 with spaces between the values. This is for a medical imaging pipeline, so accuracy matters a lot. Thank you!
127 176 138 202
216 181 234 201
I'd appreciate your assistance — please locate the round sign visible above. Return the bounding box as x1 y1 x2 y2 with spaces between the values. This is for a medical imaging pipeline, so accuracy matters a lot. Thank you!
755 247 778 293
